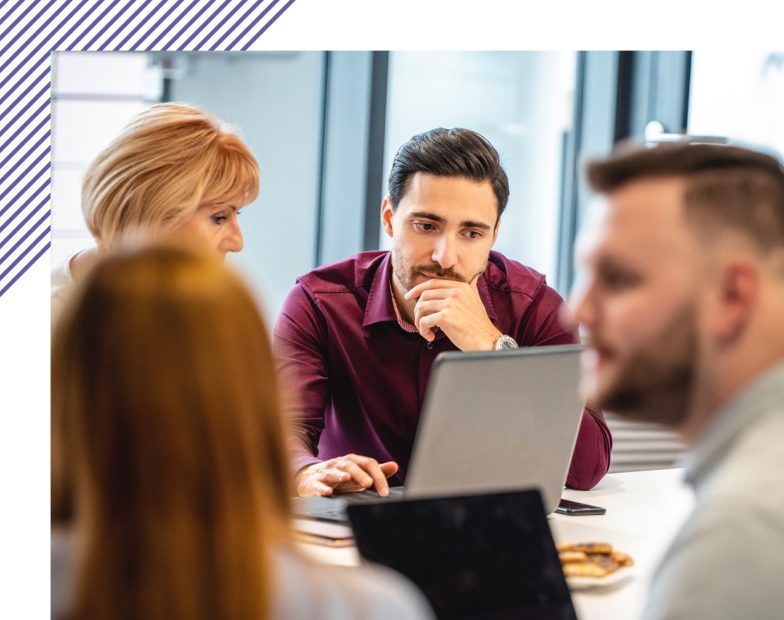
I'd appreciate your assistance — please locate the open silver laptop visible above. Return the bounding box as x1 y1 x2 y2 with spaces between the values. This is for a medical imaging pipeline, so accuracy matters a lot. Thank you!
293 344 585 522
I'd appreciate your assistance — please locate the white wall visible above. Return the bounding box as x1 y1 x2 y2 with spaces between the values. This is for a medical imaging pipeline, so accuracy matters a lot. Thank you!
382 52 577 280
168 52 325 319
689 51 784 159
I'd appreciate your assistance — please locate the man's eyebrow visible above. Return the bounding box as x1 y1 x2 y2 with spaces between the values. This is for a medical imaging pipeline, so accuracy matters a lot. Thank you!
461 220 492 231
408 211 445 223
595 253 642 273
407 212 492 230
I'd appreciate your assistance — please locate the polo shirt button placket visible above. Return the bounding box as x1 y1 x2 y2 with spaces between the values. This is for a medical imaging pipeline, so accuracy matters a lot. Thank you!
426 341 433 350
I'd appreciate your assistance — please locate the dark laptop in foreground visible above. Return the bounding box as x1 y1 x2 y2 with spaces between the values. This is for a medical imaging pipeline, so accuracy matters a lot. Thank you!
293 345 585 523
349 489 577 620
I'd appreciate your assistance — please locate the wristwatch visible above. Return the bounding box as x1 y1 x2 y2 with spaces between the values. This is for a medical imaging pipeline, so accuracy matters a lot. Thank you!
494 334 519 350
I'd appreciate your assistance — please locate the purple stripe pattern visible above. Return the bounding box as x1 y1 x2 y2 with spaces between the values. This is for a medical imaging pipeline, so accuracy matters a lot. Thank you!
0 0 297 299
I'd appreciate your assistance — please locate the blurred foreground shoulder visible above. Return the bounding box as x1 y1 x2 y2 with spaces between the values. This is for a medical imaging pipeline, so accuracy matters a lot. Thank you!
273 546 434 620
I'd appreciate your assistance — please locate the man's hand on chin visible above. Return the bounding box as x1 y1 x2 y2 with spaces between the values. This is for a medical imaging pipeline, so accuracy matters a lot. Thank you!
405 278 501 351
294 454 399 497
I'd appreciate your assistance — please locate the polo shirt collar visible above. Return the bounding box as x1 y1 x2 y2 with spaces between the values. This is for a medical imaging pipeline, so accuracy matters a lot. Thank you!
362 252 498 328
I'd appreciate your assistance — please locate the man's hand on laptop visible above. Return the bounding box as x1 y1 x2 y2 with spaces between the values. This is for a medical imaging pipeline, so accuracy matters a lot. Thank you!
295 454 399 497
405 277 500 351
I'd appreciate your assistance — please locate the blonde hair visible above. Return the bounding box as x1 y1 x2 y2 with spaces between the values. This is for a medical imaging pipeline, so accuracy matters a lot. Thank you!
52 243 290 620
82 103 259 248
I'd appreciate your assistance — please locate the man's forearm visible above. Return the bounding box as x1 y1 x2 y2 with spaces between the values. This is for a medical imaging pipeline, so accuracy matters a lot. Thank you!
287 427 322 478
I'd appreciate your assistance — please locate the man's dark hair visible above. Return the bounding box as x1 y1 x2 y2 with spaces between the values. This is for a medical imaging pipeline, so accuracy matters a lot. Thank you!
388 127 510 217
586 142 784 252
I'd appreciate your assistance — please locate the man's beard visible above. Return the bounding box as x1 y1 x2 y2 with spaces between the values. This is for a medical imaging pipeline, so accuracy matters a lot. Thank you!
391 246 485 292
589 304 698 428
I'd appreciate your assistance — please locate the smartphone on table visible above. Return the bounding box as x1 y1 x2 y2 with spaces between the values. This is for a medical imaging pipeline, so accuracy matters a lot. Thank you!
555 498 606 516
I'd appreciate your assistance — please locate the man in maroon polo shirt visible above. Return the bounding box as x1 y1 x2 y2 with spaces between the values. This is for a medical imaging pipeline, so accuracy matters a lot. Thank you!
273 127 612 497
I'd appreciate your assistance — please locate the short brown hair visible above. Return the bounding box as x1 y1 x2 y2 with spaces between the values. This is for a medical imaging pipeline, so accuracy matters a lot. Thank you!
388 127 510 217
52 244 290 620
586 142 784 252
82 103 259 248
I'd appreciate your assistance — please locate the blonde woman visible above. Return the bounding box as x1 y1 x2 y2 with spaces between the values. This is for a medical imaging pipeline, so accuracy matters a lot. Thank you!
51 244 432 620
51 103 258 313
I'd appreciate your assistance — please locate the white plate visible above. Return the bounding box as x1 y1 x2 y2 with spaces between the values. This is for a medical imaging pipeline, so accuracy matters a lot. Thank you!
566 566 634 590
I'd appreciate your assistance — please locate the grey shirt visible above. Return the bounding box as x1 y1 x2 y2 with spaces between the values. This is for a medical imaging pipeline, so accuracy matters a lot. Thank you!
642 361 784 620
52 530 433 620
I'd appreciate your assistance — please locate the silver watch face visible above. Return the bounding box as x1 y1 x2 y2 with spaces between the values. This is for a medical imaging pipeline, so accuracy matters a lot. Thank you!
495 335 518 350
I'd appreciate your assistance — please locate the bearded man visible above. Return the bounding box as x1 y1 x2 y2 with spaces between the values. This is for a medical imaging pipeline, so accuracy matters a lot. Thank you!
274 127 612 497
573 141 784 620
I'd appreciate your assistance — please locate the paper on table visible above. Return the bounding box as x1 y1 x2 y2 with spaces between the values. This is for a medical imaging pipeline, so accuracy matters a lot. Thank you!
293 518 354 547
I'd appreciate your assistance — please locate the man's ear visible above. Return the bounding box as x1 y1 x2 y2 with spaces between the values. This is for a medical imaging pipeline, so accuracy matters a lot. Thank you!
492 218 500 245
381 196 395 238
712 259 759 343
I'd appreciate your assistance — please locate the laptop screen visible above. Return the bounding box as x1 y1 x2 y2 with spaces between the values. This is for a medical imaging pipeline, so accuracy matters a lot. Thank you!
348 489 576 620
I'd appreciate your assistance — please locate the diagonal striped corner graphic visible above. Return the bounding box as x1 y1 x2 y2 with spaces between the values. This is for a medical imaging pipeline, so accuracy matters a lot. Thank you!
0 0 297 300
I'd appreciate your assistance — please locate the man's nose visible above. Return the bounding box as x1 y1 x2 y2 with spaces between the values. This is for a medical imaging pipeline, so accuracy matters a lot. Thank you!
569 279 595 330
431 235 457 269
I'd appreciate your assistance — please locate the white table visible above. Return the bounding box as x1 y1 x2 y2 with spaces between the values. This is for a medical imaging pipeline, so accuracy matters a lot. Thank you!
555 468 693 618
299 468 695 620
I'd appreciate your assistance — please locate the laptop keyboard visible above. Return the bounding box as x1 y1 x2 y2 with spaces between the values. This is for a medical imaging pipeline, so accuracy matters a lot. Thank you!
309 506 350 522
301 493 384 523
343 490 388 503
295 487 405 523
